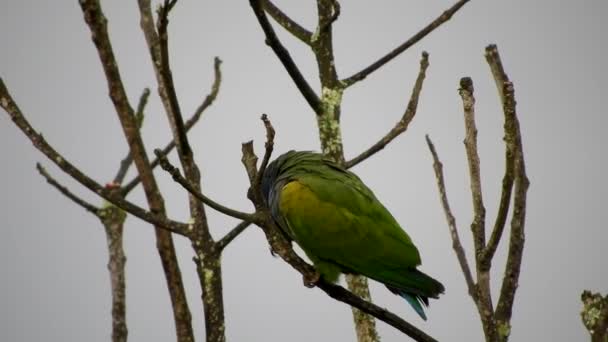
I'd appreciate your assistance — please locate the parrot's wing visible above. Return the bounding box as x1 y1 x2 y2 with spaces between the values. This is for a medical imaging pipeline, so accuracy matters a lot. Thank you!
278 173 424 290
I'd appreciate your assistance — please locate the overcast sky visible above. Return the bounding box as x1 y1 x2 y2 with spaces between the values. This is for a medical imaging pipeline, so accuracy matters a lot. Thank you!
1 1 607 341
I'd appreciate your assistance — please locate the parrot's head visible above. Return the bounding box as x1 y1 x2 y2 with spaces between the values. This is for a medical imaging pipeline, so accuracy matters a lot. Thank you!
261 150 316 206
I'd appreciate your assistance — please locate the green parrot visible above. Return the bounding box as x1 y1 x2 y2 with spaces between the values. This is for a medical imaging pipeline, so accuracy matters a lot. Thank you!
261 151 444 320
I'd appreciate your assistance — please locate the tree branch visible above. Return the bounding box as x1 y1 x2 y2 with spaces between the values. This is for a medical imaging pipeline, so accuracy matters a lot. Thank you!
140 4 229 340
36 163 101 215
341 0 470 87
425 135 477 300
113 87 150 185
459 77 486 258
0 78 191 236
155 0 192 156
346 52 429 169
316 280 436 342
154 149 257 223
121 57 222 196
99 203 129 342
459 76 497 341
217 221 252 251
253 114 276 194
263 0 312 44
480 45 516 271
494 79 529 331
78 2 195 341
249 0 322 114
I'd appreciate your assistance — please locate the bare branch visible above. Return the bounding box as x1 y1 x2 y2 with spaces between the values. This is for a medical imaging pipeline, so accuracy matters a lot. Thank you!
121 58 222 196
154 149 257 223
480 45 517 271
485 44 509 102
346 52 429 169
36 163 100 216
253 114 276 192
249 0 322 114
241 141 260 199
99 204 129 342
263 0 312 44
425 135 477 300
78 3 194 340
155 0 192 156
113 87 150 185
192 57 222 121
341 0 470 87
313 0 340 89
318 0 341 35
494 80 529 327
459 77 486 258
459 76 498 340
217 221 252 251
316 280 436 342
0 78 191 237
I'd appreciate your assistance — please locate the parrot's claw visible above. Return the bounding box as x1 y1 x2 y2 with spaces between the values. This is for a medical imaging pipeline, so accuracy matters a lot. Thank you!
303 271 321 288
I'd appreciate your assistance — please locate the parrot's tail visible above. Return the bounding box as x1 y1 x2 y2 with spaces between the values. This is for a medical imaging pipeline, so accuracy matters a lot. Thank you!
386 269 445 321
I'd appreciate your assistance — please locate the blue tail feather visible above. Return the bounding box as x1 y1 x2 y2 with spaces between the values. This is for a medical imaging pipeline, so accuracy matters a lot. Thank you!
399 292 428 321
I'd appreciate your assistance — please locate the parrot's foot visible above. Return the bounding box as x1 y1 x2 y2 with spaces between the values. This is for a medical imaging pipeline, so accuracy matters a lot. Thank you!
303 271 321 288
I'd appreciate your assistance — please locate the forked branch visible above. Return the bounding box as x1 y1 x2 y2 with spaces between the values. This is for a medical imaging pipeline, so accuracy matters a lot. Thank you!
121 57 222 196
341 0 470 87
263 0 312 44
249 0 322 114
346 52 429 169
426 45 528 342
0 79 191 237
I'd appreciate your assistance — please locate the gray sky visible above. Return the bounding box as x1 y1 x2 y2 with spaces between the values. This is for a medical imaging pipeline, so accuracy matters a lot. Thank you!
1 1 607 341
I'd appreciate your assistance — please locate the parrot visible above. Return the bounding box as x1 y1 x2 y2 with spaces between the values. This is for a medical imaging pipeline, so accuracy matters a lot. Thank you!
261 150 444 320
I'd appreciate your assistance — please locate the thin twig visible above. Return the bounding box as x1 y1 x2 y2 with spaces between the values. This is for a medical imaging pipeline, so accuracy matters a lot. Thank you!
263 0 312 44
249 0 322 114
0 78 191 237
253 114 276 192
156 0 192 156
424 135 477 300
154 149 257 223
113 87 150 185
36 163 100 215
346 52 429 169
341 0 470 87
217 221 252 251
121 57 222 196
192 57 222 120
